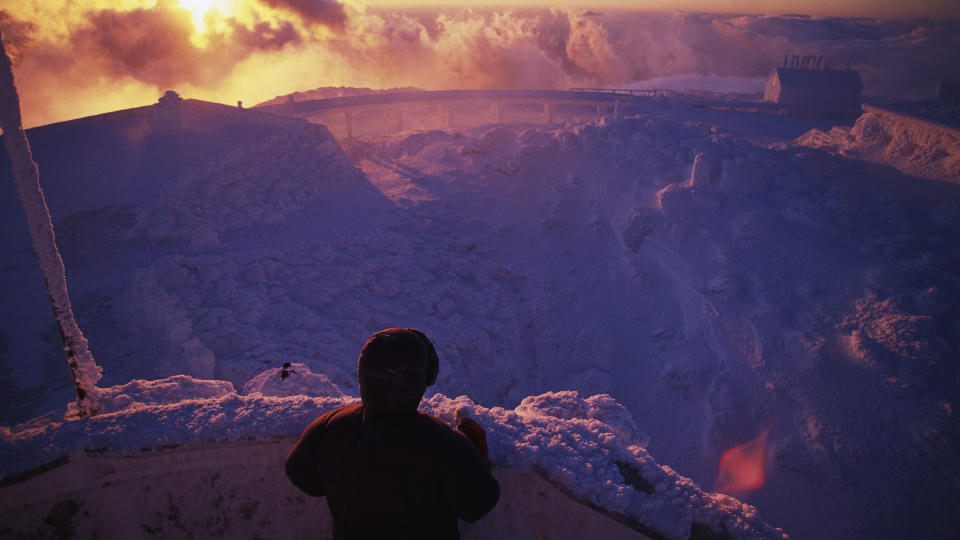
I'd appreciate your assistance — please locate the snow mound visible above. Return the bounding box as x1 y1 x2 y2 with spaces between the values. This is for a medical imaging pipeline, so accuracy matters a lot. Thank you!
0 380 784 540
96 375 236 414
797 106 960 183
428 392 785 539
242 362 347 398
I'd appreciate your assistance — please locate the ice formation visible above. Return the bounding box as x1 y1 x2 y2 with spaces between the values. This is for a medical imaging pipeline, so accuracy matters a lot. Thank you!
0 374 785 539
2 89 959 539
0 31 102 416
797 104 960 183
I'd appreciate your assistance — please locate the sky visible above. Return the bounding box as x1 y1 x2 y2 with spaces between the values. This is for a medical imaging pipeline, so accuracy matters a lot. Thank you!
363 0 960 19
0 0 957 127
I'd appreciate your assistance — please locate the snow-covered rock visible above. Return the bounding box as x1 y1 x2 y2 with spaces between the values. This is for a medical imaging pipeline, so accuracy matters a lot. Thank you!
798 106 960 183
242 363 346 398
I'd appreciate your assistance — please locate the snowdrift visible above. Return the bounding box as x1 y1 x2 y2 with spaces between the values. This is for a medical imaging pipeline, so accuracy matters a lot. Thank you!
797 102 960 183
0 380 784 539
3 93 960 538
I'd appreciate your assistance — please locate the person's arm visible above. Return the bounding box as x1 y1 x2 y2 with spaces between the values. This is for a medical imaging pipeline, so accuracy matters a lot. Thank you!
285 415 328 497
457 417 492 469
439 420 500 522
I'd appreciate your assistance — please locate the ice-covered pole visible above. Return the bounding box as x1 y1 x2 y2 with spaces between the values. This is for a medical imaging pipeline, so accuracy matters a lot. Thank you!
0 30 102 416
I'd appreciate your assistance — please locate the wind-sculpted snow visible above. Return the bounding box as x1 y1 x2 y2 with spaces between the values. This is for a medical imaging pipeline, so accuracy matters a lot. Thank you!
2 101 959 538
143 125 358 240
0 377 785 540
798 105 960 183
428 392 786 540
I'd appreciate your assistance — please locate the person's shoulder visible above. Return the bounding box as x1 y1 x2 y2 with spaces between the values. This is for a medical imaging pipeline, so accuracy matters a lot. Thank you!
413 410 454 431
306 401 362 432
325 401 363 424
328 401 363 417
413 411 472 447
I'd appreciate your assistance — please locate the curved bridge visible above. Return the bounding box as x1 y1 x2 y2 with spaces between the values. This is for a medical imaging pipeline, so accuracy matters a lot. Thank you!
255 89 630 138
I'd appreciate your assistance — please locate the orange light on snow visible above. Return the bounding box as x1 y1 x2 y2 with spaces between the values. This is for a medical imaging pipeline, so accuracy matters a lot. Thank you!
715 428 769 494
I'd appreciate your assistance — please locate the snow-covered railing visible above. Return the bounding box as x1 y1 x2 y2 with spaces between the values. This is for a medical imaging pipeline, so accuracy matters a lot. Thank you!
256 89 632 137
257 89 628 113
569 87 658 96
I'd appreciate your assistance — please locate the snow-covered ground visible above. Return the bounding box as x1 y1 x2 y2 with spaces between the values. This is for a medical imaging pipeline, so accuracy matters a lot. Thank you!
798 103 960 183
2 93 959 539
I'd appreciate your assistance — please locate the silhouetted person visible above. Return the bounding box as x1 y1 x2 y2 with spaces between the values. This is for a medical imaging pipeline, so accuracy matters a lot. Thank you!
285 328 500 539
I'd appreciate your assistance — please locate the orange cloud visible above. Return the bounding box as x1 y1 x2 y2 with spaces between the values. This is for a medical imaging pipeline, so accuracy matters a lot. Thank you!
1 4 956 127
257 0 348 29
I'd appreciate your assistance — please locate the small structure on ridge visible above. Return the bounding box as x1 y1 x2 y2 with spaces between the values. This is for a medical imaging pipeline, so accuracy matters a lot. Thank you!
764 55 862 111
154 90 184 132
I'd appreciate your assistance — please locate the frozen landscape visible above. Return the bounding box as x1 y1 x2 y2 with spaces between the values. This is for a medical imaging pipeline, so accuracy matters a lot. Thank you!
1 3 960 540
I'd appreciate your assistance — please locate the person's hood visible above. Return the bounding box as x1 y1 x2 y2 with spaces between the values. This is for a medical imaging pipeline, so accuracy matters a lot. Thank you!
357 328 439 414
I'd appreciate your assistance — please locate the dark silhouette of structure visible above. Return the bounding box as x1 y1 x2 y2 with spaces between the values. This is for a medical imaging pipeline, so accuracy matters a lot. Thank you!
764 55 862 111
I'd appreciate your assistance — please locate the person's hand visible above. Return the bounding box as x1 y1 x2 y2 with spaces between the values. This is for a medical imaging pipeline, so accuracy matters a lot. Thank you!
457 416 492 470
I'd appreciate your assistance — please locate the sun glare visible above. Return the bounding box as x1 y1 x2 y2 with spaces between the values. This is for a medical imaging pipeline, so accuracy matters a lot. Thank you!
715 428 769 495
178 0 230 44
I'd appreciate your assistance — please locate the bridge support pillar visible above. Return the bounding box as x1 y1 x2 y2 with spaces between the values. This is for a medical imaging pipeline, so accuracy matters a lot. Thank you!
394 108 404 132
344 111 353 138
614 99 623 121
437 105 452 128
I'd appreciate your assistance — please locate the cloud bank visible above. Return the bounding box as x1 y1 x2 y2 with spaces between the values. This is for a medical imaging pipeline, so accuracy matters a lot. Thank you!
2 1 958 127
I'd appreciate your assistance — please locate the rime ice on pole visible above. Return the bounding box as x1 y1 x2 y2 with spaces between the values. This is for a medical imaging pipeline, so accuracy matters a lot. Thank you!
0 30 102 416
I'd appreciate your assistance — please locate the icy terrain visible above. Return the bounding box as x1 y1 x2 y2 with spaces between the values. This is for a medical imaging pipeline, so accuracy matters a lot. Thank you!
2 94 960 538
0 374 784 539
798 103 960 183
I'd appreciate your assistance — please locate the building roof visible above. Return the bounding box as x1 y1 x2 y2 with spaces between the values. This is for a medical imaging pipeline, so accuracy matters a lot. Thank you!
770 68 863 92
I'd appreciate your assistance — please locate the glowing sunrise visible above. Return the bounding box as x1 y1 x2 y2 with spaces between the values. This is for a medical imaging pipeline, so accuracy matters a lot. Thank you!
1 0 956 127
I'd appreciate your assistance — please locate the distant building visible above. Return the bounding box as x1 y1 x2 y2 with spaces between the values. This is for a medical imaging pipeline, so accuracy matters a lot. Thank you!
764 56 862 110
154 90 184 132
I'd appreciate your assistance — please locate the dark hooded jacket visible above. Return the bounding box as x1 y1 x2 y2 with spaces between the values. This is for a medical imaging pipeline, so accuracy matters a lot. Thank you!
285 329 500 539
